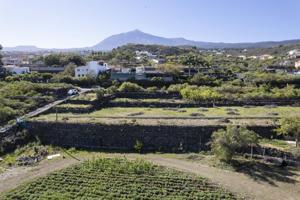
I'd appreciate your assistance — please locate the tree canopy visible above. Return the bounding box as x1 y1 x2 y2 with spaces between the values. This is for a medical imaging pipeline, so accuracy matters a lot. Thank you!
211 125 258 162
276 117 300 147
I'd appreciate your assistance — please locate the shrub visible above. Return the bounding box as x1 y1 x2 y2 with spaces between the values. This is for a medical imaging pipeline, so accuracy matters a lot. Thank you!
211 125 258 162
166 83 188 93
134 140 143 153
105 85 118 95
180 86 223 101
118 82 144 92
146 86 158 93
0 106 17 123
95 88 106 101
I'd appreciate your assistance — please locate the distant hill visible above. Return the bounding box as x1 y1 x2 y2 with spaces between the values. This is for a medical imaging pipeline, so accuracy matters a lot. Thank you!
3 29 300 52
91 29 300 50
3 45 43 52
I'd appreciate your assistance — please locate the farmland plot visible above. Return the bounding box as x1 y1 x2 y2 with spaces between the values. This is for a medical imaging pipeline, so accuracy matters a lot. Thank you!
3 158 236 200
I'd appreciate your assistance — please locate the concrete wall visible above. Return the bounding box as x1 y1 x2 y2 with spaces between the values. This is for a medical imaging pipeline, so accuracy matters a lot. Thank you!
27 121 277 152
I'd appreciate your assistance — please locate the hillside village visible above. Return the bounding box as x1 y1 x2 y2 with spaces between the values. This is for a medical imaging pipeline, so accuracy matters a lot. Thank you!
1 34 300 199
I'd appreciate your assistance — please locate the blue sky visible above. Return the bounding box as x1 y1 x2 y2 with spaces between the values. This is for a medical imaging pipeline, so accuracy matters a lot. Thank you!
1 0 300 48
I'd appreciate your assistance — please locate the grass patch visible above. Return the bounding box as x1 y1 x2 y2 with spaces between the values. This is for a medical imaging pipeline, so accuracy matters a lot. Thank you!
35 106 300 119
72 92 97 101
259 139 291 150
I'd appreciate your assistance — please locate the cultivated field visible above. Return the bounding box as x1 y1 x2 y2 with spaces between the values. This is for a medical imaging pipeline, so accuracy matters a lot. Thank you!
3 158 236 200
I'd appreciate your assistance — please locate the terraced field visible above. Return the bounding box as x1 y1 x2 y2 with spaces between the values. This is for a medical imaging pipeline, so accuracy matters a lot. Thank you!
3 158 236 200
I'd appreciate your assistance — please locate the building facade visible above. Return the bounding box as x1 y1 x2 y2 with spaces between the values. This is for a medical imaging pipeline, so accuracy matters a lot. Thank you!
4 65 30 75
75 61 110 78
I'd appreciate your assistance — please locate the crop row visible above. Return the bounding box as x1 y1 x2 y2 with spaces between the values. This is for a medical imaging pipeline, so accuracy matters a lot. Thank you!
4 158 236 200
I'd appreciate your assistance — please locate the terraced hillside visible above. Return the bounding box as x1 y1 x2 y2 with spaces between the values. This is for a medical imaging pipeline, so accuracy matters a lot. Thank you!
3 158 236 200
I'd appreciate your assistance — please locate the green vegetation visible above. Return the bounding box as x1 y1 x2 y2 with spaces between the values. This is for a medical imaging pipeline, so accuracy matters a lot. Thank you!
211 126 258 162
181 86 222 101
43 53 86 67
259 139 291 150
276 117 300 147
118 82 144 92
134 140 143 153
0 81 72 124
72 92 97 101
3 158 236 199
36 106 300 119
177 84 300 102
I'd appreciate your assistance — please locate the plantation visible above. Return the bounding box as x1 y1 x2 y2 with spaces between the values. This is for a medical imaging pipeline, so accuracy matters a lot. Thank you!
3 158 236 200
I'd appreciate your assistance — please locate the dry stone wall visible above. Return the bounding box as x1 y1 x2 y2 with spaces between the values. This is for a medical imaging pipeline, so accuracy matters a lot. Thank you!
27 121 277 152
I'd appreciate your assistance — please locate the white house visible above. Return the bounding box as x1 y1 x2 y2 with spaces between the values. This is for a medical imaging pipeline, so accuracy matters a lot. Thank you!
4 65 30 75
75 61 110 78
288 49 300 58
259 54 274 60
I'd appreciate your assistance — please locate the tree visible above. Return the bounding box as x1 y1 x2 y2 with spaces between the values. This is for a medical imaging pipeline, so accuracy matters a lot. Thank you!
180 53 209 77
44 54 61 66
64 55 86 66
157 63 181 77
276 117 300 147
211 126 258 162
60 63 76 76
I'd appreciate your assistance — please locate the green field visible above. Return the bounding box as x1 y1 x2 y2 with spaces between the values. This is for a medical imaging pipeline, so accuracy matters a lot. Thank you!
3 158 236 200
36 106 300 118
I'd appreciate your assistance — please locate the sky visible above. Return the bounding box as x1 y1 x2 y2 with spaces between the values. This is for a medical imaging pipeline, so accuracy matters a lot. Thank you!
1 0 300 48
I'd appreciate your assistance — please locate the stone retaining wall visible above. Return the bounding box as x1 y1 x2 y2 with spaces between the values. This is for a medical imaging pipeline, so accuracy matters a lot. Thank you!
27 121 277 152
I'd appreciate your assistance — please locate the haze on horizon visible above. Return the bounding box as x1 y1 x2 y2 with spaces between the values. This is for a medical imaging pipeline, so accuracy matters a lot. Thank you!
1 0 300 48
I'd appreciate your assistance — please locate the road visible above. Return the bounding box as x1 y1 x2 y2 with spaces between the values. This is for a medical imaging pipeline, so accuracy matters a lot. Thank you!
0 88 92 133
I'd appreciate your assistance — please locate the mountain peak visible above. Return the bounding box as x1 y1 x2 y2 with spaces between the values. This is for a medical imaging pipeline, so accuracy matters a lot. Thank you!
129 29 143 33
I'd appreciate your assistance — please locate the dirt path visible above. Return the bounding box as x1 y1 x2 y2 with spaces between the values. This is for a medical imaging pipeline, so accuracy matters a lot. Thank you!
141 156 300 200
0 158 80 194
0 154 299 200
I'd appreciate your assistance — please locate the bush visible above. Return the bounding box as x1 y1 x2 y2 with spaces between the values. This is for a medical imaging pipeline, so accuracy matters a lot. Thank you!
166 83 189 93
211 125 258 162
180 86 223 101
134 140 143 153
0 106 17 123
105 85 118 95
95 88 106 101
146 86 158 93
118 82 144 92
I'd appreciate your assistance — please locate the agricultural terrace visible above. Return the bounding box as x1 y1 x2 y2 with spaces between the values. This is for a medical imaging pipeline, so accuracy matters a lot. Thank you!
0 81 72 124
3 158 236 200
33 103 300 126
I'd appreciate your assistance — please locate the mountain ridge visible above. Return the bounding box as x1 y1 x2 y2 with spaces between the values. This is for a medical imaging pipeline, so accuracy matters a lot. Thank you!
3 29 300 52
